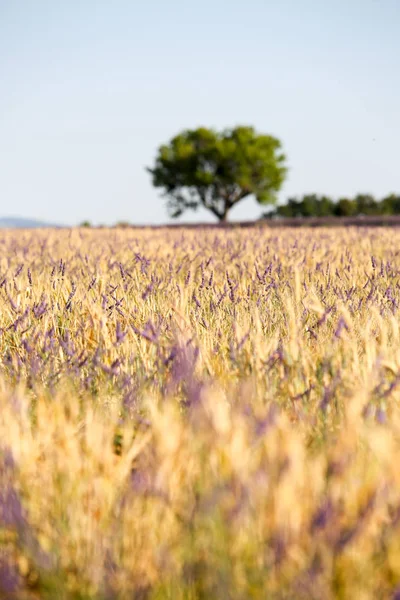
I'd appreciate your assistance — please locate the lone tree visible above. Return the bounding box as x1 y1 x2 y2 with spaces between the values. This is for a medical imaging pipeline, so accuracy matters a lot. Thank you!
147 126 287 222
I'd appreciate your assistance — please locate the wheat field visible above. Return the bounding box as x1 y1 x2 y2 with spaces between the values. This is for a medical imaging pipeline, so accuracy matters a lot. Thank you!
1 226 400 599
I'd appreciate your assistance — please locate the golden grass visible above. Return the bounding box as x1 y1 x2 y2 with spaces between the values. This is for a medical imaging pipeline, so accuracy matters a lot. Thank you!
1 227 400 598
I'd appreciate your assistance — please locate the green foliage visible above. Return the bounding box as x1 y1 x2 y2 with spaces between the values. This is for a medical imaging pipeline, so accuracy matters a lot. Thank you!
354 194 381 215
268 193 400 219
147 126 287 221
334 198 358 217
273 195 335 218
381 194 400 215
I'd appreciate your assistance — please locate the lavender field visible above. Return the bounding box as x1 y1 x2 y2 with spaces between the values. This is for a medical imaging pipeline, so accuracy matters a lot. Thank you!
2 226 400 598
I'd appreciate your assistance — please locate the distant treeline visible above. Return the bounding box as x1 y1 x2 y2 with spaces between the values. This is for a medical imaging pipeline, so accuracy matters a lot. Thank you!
79 193 400 229
265 194 400 218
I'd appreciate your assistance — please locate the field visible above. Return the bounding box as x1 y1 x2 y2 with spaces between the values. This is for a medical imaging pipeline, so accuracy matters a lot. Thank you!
2 226 400 599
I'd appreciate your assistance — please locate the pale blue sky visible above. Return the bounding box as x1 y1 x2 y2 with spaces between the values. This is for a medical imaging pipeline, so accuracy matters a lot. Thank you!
0 0 399 225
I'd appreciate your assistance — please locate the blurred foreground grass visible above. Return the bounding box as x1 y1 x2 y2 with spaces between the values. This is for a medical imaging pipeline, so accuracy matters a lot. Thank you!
1 227 400 598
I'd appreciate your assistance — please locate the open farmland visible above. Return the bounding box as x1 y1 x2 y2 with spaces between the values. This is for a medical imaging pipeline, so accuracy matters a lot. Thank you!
2 227 400 598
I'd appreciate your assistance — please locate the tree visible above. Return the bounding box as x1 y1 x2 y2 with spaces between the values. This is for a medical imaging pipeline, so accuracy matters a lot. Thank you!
276 197 304 217
298 194 335 217
270 194 334 218
354 194 379 215
272 198 300 218
334 198 358 217
381 194 400 215
147 126 287 222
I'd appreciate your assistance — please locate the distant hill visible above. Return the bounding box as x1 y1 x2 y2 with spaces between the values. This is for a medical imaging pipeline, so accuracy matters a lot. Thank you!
0 217 62 229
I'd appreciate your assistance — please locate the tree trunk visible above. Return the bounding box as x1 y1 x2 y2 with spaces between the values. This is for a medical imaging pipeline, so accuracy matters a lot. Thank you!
219 204 230 222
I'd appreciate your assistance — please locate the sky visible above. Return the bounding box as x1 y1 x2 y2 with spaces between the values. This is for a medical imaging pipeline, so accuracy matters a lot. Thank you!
0 0 399 226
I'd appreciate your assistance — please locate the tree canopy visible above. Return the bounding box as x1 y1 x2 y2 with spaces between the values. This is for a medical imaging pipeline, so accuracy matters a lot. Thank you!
147 126 287 222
